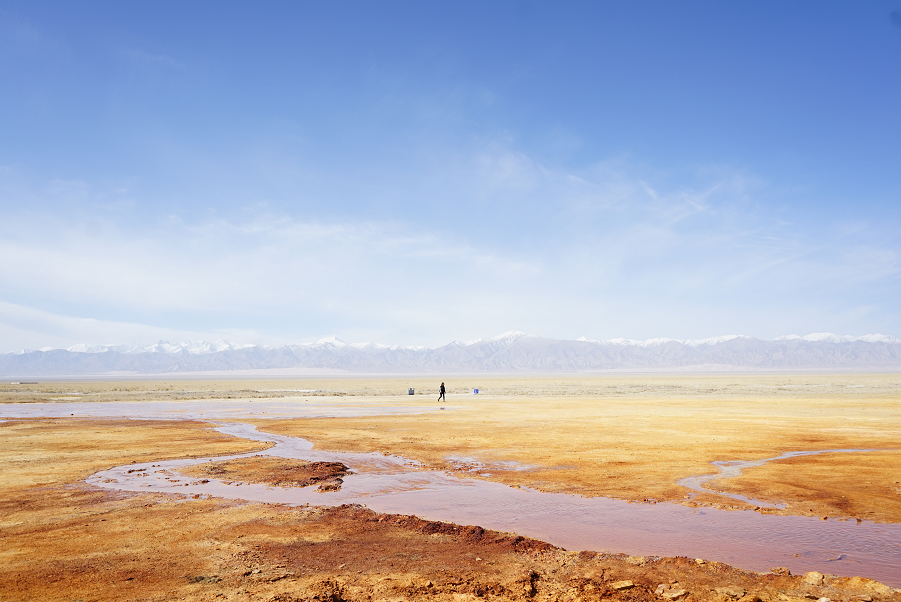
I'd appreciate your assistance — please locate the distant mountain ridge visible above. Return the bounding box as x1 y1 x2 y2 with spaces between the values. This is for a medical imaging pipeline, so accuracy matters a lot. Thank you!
2 331 900 377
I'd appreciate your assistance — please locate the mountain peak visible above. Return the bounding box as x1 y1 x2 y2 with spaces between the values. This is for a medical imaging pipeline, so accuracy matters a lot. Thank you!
315 336 348 347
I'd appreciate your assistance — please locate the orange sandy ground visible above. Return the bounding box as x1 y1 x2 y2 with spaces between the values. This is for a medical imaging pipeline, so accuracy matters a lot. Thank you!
2 376 901 601
0 419 901 602
1 418 898 602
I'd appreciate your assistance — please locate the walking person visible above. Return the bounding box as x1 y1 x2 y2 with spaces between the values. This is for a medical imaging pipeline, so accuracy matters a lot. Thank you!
438 382 446 403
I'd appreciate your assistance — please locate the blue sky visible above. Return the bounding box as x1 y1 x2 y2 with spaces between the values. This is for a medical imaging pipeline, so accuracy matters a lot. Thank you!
1 1 900 351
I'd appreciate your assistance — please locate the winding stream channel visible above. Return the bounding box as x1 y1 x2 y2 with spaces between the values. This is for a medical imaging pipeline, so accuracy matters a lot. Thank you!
677 449 883 509
5 401 901 587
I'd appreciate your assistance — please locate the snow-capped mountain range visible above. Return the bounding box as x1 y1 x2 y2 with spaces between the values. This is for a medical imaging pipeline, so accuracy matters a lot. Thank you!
14 330 900 357
2 330 900 376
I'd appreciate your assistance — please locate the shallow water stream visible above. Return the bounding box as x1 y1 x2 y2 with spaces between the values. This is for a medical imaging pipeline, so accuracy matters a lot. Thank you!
5 401 901 587
85 422 901 587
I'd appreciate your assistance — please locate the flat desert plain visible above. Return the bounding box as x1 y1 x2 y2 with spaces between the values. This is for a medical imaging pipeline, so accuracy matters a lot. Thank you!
1 374 900 601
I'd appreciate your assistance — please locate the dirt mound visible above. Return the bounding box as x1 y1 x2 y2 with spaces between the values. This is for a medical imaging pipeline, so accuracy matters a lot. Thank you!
183 456 350 490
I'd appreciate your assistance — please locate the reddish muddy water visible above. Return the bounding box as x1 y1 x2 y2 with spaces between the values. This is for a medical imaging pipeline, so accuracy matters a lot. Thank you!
85 422 901 587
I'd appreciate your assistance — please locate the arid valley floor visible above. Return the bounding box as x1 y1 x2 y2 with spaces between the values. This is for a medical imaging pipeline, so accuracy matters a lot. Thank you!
1 374 900 601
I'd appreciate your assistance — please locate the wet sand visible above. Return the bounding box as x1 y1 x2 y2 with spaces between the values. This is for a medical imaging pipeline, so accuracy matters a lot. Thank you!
2 375 901 600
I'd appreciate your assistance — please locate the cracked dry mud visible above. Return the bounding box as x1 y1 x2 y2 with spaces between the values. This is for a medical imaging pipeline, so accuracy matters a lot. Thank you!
2 375 901 601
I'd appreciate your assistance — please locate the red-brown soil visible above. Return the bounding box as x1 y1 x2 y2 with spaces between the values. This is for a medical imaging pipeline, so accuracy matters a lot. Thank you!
2 491 898 602
182 456 350 490
2 409 900 601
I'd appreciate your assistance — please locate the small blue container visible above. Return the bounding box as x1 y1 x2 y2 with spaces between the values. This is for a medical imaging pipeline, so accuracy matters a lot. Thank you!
473 389 479 394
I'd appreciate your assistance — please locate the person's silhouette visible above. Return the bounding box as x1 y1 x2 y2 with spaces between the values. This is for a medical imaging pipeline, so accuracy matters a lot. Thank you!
438 382 446 402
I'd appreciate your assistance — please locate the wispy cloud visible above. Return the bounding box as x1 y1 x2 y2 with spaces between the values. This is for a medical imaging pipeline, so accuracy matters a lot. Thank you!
0 301 257 353
0 150 898 349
